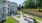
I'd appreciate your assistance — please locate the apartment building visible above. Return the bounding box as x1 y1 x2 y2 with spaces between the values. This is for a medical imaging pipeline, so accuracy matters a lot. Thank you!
22 1 26 8
8 1 18 15
0 0 8 22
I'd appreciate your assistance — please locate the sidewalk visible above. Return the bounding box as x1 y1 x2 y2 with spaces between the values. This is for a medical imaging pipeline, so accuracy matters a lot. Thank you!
11 15 20 21
11 14 42 23
11 15 27 23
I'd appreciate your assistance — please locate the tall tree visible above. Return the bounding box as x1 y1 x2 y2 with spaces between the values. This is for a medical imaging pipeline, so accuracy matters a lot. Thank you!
38 0 42 7
25 0 42 9
25 0 30 8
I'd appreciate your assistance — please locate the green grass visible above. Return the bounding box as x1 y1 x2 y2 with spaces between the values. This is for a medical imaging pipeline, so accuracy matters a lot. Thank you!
32 16 42 21
17 11 41 23
4 16 19 23
17 11 22 14
22 11 42 23
22 9 42 21
31 16 42 23
23 16 26 17
23 11 42 21
37 21 40 23
17 16 20 18
17 11 40 23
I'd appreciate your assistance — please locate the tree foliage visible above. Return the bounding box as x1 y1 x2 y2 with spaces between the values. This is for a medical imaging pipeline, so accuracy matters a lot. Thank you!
24 0 42 9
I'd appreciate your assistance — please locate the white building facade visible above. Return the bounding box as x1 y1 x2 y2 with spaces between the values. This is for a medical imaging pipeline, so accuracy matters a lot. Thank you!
8 1 18 15
0 0 8 22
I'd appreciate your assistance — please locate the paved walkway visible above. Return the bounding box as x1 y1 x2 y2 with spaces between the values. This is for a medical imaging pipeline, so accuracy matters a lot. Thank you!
11 15 20 21
11 15 27 23
11 13 42 23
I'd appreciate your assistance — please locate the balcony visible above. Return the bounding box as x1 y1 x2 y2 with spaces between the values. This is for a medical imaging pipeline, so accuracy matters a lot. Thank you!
3 3 8 7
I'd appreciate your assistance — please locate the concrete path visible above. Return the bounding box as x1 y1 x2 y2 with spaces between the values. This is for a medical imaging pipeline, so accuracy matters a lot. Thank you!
11 13 42 23
11 15 20 21
19 14 28 23
11 15 27 23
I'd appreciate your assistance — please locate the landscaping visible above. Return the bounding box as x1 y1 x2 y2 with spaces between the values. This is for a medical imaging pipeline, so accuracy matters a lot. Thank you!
22 9 42 16
37 21 40 23
17 11 21 15
4 16 19 23
17 11 42 23
22 9 42 20
32 16 42 21
16 16 20 18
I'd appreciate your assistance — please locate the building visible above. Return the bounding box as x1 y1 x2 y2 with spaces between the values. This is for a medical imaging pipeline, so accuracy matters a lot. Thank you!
22 2 25 6
8 1 18 15
0 0 8 22
22 1 26 8
0 0 17 22
8 1 10 15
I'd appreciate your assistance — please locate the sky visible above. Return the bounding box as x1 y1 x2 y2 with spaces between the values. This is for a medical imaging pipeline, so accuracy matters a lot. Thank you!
8 0 25 5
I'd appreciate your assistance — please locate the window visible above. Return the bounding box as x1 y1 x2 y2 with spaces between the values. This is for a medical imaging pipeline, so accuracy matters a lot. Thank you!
0 3 2 4
2 14 6 18
3 7 6 12
0 8 2 11
12 6 15 7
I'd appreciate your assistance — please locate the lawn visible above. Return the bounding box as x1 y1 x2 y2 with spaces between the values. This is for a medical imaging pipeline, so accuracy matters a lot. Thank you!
17 11 42 20
32 16 42 23
22 9 42 21
17 11 22 14
32 16 42 21
4 16 19 23
37 21 40 23
16 16 20 18
17 11 41 23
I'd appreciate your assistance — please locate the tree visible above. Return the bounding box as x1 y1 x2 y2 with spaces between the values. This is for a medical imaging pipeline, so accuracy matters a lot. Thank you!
24 0 42 9
25 0 30 8
38 0 42 7
21 6 24 9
